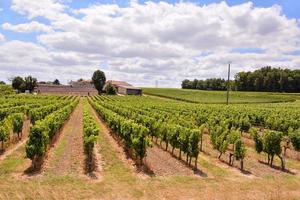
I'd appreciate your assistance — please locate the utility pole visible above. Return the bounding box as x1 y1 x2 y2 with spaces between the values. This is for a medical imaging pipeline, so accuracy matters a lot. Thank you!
226 62 231 105
280 70 283 92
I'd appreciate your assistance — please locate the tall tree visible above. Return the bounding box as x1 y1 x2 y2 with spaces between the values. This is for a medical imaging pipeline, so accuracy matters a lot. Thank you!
0 81 5 85
53 79 60 85
24 76 37 93
12 76 24 92
182 78 227 91
92 70 106 94
183 67 300 92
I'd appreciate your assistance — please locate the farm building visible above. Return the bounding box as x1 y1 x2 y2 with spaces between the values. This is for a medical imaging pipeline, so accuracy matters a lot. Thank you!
105 80 142 95
35 80 98 96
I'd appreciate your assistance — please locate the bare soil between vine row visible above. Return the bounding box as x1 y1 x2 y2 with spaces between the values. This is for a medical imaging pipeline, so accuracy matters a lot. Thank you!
42 100 86 176
89 103 201 177
0 118 30 161
89 102 300 179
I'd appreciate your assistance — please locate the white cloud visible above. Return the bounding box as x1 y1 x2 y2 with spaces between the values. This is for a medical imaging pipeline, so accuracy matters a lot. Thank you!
2 21 53 33
0 33 5 42
0 40 101 83
1 1 300 87
11 0 67 20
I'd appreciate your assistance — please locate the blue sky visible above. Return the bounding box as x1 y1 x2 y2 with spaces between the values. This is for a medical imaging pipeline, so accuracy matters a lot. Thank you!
197 0 300 18
65 0 300 18
0 0 299 87
1 0 299 42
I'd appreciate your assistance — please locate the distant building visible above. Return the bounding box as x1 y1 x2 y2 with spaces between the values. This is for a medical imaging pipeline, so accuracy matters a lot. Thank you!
35 80 98 96
105 80 142 95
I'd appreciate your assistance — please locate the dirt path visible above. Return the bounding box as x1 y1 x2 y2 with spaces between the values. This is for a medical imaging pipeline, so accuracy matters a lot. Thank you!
0 139 28 162
88 103 138 173
89 102 202 177
201 134 299 178
0 119 30 161
241 132 300 160
43 99 85 176
145 143 197 176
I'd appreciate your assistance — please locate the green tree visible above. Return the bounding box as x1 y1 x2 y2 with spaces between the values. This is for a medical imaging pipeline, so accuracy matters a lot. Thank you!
105 82 116 95
181 79 193 89
24 76 37 93
92 70 106 94
53 79 60 85
12 76 25 92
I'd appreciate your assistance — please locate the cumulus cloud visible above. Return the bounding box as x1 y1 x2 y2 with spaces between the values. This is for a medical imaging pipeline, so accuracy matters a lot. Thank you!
0 33 5 42
11 0 68 20
2 21 53 33
0 40 101 83
1 1 300 87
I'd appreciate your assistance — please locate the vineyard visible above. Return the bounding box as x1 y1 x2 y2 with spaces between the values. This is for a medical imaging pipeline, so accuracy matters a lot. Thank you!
0 95 76 155
89 95 300 171
0 92 300 199
0 85 14 95
143 88 297 103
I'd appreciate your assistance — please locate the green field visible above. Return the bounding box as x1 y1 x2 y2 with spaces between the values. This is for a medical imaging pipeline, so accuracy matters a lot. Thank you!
1 93 300 199
142 88 297 103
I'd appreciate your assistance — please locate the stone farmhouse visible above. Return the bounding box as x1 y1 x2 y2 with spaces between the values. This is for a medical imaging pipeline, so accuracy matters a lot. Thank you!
35 80 142 96
35 80 98 96
105 80 142 95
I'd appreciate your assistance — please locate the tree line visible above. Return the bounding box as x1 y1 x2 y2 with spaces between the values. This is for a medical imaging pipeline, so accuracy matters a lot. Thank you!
12 76 37 93
8 69 120 95
182 67 300 92
9 69 110 94
182 78 235 91
11 76 63 93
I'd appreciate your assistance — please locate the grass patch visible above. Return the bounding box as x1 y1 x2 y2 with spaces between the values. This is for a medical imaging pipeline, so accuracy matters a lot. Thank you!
143 88 296 104
85 99 135 184
264 175 275 180
0 145 28 175
199 157 228 177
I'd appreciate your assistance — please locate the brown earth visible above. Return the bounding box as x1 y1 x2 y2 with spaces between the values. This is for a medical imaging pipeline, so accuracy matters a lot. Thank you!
88 102 138 173
0 118 30 161
241 132 300 160
42 99 85 176
89 102 205 178
145 143 198 176
88 100 299 179
1 98 300 200
201 133 300 178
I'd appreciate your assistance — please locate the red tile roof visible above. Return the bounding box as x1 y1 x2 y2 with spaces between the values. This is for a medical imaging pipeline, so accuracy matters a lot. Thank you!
107 80 132 87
